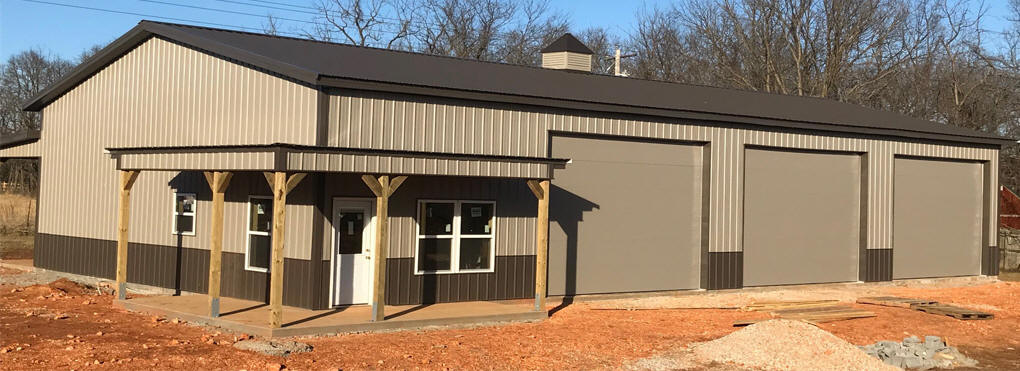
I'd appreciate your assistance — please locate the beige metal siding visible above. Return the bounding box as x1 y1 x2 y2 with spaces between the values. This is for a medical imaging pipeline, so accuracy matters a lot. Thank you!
287 152 551 179
893 158 983 278
743 149 861 286
0 141 41 158
548 136 703 295
118 151 276 171
37 37 318 259
327 91 999 253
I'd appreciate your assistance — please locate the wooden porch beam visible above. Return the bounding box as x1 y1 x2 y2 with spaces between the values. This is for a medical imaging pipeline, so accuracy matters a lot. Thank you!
115 170 141 301
203 171 232 318
263 171 305 328
528 179 550 312
362 174 407 322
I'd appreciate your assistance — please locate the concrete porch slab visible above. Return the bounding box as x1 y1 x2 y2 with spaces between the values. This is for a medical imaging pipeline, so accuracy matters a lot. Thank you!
115 295 547 337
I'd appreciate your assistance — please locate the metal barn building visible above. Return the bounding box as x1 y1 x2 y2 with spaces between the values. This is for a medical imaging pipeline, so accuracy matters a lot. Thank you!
0 22 1010 327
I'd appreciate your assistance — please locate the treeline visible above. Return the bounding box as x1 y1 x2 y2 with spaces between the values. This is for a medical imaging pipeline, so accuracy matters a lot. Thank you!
1 0 1018 191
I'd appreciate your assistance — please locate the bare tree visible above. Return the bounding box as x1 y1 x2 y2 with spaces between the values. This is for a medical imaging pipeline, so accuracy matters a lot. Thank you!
309 0 414 48
0 49 72 195
77 44 105 65
576 27 616 75
0 49 72 134
263 14 282 36
494 0 569 65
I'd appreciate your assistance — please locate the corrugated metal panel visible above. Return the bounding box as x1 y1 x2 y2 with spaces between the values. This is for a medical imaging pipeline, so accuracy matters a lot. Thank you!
0 141 40 158
287 152 551 179
322 173 537 258
385 256 534 305
118 152 275 171
33 233 321 308
327 90 999 253
704 252 742 289
862 248 893 281
36 37 317 259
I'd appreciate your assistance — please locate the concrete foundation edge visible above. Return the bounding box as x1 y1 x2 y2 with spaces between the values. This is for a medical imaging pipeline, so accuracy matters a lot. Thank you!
114 299 548 338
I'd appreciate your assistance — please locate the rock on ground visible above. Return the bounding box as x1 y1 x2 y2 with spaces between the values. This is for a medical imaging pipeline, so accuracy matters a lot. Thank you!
233 339 312 357
860 335 978 370
691 320 899 371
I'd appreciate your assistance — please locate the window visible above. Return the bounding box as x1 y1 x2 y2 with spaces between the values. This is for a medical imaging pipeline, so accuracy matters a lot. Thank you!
172 193 196 236
416 200 495 274
245 196 273 272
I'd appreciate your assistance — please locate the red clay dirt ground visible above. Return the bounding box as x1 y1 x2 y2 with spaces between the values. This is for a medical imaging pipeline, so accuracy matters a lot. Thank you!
2 270 1019 370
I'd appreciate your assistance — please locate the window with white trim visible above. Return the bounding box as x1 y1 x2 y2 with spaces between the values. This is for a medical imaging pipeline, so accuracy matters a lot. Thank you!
172 193 197 236
245 196 273 272
416 200 495 274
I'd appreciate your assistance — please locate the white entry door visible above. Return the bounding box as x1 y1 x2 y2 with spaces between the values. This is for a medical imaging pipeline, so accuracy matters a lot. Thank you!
332 199 375 306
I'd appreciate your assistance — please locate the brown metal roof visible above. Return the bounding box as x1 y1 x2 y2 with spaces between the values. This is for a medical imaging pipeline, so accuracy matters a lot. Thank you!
0 129 40 149
22 20 1014 146
540 33 593 54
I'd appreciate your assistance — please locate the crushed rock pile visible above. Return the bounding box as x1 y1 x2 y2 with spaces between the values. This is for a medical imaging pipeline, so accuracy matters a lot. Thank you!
691 319 898 371
860 336 977 370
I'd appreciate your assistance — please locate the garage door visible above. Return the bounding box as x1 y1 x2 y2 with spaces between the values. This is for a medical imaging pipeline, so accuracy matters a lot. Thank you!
743 149 861 286
548 136 703 296
893 158 982 279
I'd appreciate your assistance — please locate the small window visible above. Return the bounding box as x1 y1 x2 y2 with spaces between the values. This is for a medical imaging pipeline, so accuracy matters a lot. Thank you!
416 200 495 274
173 193 196 236
246 196 273 272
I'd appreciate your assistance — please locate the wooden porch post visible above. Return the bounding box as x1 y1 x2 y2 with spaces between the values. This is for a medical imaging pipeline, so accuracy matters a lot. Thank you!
263 171 306 328
115 170 141 301
203 171 233 318
527 179 550 312
362 174 407 322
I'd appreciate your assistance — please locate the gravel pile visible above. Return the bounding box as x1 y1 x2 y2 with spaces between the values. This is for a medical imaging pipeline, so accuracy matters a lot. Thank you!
860 336 977 370
691 320 899 371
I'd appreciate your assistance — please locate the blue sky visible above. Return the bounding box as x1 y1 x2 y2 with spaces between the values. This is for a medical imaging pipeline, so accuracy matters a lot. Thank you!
0 0 1013 62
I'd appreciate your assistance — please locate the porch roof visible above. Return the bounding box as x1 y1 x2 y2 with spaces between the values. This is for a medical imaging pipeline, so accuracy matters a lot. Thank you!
106 143 568 179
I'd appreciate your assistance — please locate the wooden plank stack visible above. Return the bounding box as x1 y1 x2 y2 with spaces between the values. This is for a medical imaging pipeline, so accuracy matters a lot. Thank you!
856 296 938 308
734 300 876 326
857 296 993 320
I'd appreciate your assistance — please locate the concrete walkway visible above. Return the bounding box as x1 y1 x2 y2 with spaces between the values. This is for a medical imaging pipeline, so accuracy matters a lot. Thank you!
116 295 547 337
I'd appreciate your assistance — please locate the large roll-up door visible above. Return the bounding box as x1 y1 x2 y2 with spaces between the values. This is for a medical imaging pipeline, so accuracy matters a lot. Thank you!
893 158 982 279
743 149 861 286
548 136 704 296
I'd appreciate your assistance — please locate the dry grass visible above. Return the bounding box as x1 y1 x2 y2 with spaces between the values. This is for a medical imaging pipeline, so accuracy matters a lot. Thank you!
0 193 35 234
0 193 36 259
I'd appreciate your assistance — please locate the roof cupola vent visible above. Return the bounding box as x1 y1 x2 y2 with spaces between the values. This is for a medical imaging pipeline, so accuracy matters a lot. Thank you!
541 33 593 72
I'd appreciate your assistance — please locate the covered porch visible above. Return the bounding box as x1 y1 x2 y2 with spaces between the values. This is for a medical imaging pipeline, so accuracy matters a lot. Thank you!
106 143 567 332
115 294 548 337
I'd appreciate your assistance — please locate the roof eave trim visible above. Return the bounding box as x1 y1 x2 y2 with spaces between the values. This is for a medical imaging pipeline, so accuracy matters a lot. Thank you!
317 76 1014 147
105 143 571 165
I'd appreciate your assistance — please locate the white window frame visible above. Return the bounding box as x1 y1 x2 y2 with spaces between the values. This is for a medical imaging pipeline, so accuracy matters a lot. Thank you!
245 195 273 273
414 199 497 275
172 192 197 236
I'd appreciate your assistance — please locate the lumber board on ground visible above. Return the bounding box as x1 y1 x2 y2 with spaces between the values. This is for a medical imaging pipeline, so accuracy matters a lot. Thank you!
743 301 841 312
910 303 993 320
734 301 876 326
857 296 938 308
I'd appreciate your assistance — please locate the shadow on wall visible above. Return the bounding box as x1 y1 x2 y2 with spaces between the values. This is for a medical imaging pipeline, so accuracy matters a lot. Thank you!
548 184 599 299
165 172 320 304
167 172 209 296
